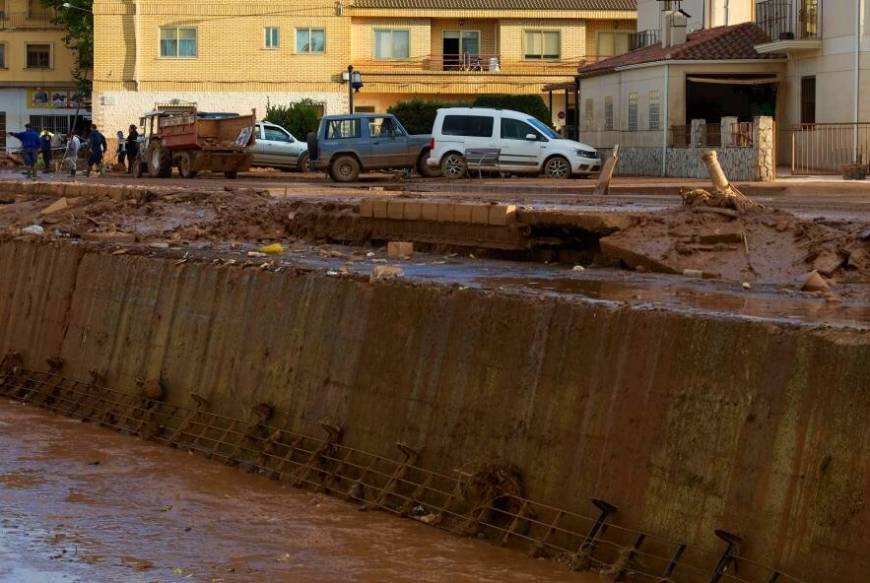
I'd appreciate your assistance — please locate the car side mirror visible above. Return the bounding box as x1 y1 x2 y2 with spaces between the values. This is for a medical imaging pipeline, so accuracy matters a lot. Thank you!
525 133 538 141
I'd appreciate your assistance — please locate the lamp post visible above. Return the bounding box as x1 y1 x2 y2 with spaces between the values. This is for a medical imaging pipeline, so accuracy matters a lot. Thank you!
346 65 363 114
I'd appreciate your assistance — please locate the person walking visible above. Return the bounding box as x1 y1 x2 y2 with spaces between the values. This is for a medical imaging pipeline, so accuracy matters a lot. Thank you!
125 124 139 174
7 124 40 179
63 132 81 177
115 130 126 170
39 129 53 173
85 124 107 177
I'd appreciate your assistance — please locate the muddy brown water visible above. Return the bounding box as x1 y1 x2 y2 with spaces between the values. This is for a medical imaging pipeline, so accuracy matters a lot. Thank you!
0 399 597 583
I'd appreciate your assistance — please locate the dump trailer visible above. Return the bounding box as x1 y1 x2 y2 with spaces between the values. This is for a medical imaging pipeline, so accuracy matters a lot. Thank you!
133 103 257 179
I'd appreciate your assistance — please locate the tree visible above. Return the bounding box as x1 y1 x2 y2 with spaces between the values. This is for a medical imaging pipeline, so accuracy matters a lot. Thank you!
471 95 552 127
388 99 464 135
264 99 323 139
40 0 93 96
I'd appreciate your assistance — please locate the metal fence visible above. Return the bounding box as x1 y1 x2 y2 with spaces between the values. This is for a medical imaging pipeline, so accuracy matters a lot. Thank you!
785 123 870 174
755 0 819 41
0 356 810 583
629 29 660 50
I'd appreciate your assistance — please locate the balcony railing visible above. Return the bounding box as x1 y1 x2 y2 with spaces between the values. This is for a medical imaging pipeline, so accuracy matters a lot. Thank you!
755 0 819 41
0 11 61 30
629 29 660 50
354 53 595 75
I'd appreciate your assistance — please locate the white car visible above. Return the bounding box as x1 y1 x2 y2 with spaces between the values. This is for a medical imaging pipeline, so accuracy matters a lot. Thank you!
251 121 309 172
427 107 601 179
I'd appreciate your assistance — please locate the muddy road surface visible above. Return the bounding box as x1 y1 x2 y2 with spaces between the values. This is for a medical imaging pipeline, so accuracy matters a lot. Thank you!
0 399 594 583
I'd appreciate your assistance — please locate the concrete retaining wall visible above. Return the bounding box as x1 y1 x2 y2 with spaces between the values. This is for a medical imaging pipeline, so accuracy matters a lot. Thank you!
1 240 868 581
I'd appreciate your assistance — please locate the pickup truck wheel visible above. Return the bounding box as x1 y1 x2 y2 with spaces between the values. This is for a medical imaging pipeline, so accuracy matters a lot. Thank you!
417 151 440 178
224 171 239 179
296 152 310 173
178 152 198 179
330 155 360 182
441 153 467 179
147 140 172 178
543 156 571 179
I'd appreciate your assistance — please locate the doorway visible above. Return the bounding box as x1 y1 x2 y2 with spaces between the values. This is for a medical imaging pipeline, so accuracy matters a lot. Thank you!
443 30 480 70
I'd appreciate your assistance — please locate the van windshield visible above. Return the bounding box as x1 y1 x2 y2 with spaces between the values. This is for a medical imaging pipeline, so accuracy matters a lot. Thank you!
526 118 559 139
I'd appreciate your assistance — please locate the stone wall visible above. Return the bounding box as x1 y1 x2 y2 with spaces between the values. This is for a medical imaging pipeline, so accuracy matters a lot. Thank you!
599 116 775 181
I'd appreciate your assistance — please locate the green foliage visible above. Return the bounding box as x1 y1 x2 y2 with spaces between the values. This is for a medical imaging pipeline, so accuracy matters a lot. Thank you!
388 99 462 135
264 99 323 139
471 94 552 126
40 0 93 96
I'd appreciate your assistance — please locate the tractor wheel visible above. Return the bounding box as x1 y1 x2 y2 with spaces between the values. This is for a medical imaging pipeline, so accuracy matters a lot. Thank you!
178 152 199 179
147 140 172 178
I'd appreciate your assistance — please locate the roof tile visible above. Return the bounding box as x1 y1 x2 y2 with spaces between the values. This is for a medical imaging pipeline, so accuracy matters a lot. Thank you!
579 22 784 74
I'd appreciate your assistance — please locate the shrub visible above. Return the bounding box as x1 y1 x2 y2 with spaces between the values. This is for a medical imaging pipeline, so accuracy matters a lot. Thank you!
471 94 552 126
388 99 459 135
264 98 323 139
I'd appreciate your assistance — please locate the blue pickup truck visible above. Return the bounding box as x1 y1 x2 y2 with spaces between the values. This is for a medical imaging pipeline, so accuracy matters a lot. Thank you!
308 113 438 182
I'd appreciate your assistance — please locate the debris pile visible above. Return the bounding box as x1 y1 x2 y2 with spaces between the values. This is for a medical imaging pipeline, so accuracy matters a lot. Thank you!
600 150 870 288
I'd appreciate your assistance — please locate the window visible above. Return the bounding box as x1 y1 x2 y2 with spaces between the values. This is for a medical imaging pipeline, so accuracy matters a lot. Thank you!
584 98 593 130
28 0 52 19
800 76 816 124
441 115 494 138
296 28 325 53
524 30 560 59
26 44 50 69
501 118 542 140
0 44 6 69
604 96 614 131
648 90 661 130
29 114 69 135
160 27 197 58
374 29 409 59
597 32 631 57
326 119 361 139
627 92 638 132
264 27 280 49
368 117 405 137
264 127 291 142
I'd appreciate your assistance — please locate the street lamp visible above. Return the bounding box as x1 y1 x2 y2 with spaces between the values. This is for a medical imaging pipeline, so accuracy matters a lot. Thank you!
344 65 363 114
61 2 92 13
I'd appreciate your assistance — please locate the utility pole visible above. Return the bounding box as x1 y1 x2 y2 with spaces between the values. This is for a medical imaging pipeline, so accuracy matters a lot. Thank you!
347 65 354 114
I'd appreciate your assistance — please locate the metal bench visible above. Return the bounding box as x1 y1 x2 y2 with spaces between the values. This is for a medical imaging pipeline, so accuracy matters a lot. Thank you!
464 148 500 179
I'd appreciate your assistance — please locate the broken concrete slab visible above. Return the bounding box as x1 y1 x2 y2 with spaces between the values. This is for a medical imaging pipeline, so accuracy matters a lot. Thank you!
40 197 69 215
801 270 830 292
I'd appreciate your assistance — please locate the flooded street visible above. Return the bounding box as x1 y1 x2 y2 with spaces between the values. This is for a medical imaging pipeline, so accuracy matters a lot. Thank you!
0 399 590 583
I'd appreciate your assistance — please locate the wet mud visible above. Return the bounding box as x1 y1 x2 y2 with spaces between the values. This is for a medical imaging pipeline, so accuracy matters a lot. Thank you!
0 399 595 583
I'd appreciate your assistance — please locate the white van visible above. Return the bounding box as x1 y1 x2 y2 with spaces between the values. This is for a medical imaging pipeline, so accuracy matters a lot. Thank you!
427 107 601 179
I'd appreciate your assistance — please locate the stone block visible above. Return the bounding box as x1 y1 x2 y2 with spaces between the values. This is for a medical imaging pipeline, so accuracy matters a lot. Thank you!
403 201 422 221
453 204 472 223
359 199 374 218
387 200 404 220
421 202 440 222
488 204 518 226
436 203 454 222
387 241 414 258
470 204 490 225
40 197 69 215
372 199 388 219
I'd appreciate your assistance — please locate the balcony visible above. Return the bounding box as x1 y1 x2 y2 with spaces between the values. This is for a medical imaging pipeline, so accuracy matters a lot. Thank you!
0 11 61 30
629 29 660 51
754 0 821 54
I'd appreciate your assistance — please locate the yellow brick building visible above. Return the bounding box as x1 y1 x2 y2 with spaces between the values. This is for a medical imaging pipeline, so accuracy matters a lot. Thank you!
0 0 82 150
93 0 635 134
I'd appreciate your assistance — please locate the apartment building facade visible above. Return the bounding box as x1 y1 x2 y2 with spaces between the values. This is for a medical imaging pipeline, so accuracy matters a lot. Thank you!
92 0 636 134
0 0 82 150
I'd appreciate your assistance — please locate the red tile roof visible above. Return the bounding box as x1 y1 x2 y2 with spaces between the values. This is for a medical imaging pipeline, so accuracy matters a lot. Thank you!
579 23 784 75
